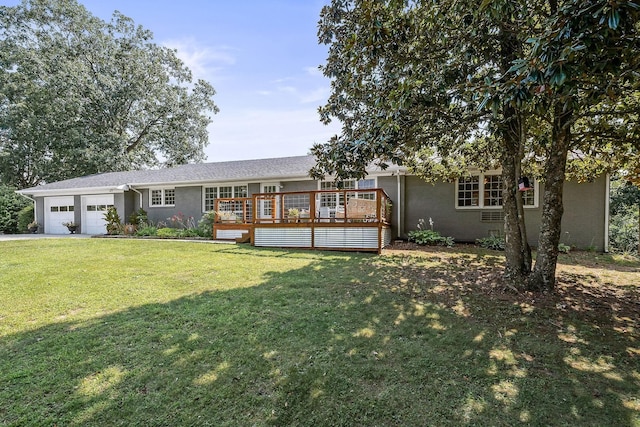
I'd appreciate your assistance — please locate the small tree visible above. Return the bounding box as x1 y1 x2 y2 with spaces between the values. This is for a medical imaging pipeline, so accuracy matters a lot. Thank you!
104 206 122 235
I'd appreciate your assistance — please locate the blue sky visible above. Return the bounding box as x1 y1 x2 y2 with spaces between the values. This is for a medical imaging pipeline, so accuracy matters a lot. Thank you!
13 0 341 162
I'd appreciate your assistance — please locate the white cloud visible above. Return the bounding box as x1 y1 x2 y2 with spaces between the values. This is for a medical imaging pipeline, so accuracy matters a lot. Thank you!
304 66 323 77
300 87 329 104
163 38 236 80
204 108 341 162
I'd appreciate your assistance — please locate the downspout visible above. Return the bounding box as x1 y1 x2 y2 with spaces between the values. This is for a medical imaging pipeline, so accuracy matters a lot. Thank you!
604 173 610 253
129 186 143 209
396 172 402 238
118 184 143 209
16 191 36 226
17 192 37 223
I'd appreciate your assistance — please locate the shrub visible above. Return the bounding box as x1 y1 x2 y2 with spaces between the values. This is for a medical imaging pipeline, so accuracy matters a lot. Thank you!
129 208 148 227
557 243 571 254
197 211 216 238
0 185 31 234
156 227 180 238
408 229 454 247
407 218 454 247
609 204 639 254
476 235 506 251
135 225 157 236
176 228 199 238
17 205 35 233
104 206 122 235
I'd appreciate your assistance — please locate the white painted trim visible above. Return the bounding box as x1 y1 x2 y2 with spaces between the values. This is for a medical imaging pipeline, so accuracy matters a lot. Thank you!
148 188 176 208
454 172 539 210
18 186 126 197
317 177 378 190
201 183 250 212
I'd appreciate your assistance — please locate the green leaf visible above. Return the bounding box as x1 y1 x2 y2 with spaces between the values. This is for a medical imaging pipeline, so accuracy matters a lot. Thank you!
608 9 620 29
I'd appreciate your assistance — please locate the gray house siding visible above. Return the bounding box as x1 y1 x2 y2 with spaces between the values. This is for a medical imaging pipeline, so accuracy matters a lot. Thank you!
35 197 45 233
377 175 400 239
248 183 261 196
141 186 203 225
403 175 607 250
561 177 606 250
281 180 317 192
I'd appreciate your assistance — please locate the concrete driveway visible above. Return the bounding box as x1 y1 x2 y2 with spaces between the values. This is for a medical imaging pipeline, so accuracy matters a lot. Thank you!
0 233 92 241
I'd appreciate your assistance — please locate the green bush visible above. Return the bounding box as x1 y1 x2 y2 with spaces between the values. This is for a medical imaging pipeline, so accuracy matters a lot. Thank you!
104 206 122 235
177 228 200 238
476 235 506 251
0 185 31 234
135 225 157 236
557 242 571 254
609 205 639 254
128 208 148 227
156 227 180 238
197 211 216 238
17 205 35 233
408 229 454 247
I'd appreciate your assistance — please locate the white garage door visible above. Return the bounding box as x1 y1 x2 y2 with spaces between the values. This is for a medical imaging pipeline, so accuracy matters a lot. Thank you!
44 196 75 234
82 195 114 235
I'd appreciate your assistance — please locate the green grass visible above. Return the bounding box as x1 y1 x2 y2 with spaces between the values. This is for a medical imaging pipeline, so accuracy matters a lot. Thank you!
0 239 638 426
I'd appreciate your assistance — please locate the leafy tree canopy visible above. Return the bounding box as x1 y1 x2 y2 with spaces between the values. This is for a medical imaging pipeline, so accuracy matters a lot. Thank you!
313 0 639 291
0 0 219 189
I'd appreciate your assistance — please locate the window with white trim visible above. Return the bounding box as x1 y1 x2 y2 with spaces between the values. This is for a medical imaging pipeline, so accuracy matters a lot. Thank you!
202 184 249 211
319 178 377 207
149 188 175 207
456 174 536 208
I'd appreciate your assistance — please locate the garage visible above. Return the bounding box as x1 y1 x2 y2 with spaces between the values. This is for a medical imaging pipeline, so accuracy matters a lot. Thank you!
82 195 114 235
44 196 75 234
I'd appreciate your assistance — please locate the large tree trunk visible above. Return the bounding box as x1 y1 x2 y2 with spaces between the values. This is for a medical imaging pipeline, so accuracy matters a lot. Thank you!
501 111 532 287
528 105 572 291
497 29 532 288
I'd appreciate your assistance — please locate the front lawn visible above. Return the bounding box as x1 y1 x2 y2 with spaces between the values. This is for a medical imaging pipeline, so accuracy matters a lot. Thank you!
1 239 638 426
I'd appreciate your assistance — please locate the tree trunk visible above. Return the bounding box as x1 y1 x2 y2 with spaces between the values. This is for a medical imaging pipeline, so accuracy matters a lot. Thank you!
497 30 532 288
501 111 532 288
528 105 572 291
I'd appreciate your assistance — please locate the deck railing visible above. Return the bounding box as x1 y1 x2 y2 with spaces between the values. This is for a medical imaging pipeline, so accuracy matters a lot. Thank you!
213 198 253 224
251 188 391 224
213 189 393 252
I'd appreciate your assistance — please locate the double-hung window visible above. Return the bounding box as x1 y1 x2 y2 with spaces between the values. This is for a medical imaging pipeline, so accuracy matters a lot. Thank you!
150 188 175 207
456 173 537 208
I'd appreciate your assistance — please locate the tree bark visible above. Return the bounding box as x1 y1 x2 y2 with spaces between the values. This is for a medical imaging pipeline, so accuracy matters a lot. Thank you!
501 111 532 288
528 104 572 291
497 27 532 288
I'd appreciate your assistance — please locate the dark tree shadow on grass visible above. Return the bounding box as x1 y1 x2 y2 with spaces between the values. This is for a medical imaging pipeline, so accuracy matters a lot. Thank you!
1 248 638 426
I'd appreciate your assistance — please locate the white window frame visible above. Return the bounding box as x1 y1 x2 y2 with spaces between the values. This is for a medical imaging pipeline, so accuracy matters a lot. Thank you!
201 183 249 212
318 178 378 208
317 177 377 191
149 188 176 207
455 172 538 209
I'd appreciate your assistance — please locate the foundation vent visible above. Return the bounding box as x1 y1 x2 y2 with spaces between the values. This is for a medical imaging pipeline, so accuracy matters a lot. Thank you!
481 211 504 222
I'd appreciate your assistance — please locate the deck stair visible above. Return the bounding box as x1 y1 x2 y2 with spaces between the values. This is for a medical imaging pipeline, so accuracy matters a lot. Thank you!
235 232 251 244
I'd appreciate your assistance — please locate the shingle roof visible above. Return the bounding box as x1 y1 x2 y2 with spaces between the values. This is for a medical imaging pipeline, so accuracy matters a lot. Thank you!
18 155 404 194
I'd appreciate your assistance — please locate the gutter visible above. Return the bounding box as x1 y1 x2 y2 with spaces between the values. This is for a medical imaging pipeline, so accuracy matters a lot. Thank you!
16 192 37 222
130 186 143 209
604 173 610 253
116 184 143 209
396 172 404 238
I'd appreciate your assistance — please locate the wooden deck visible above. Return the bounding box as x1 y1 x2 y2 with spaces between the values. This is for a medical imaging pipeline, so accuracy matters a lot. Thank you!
213 189 392 253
